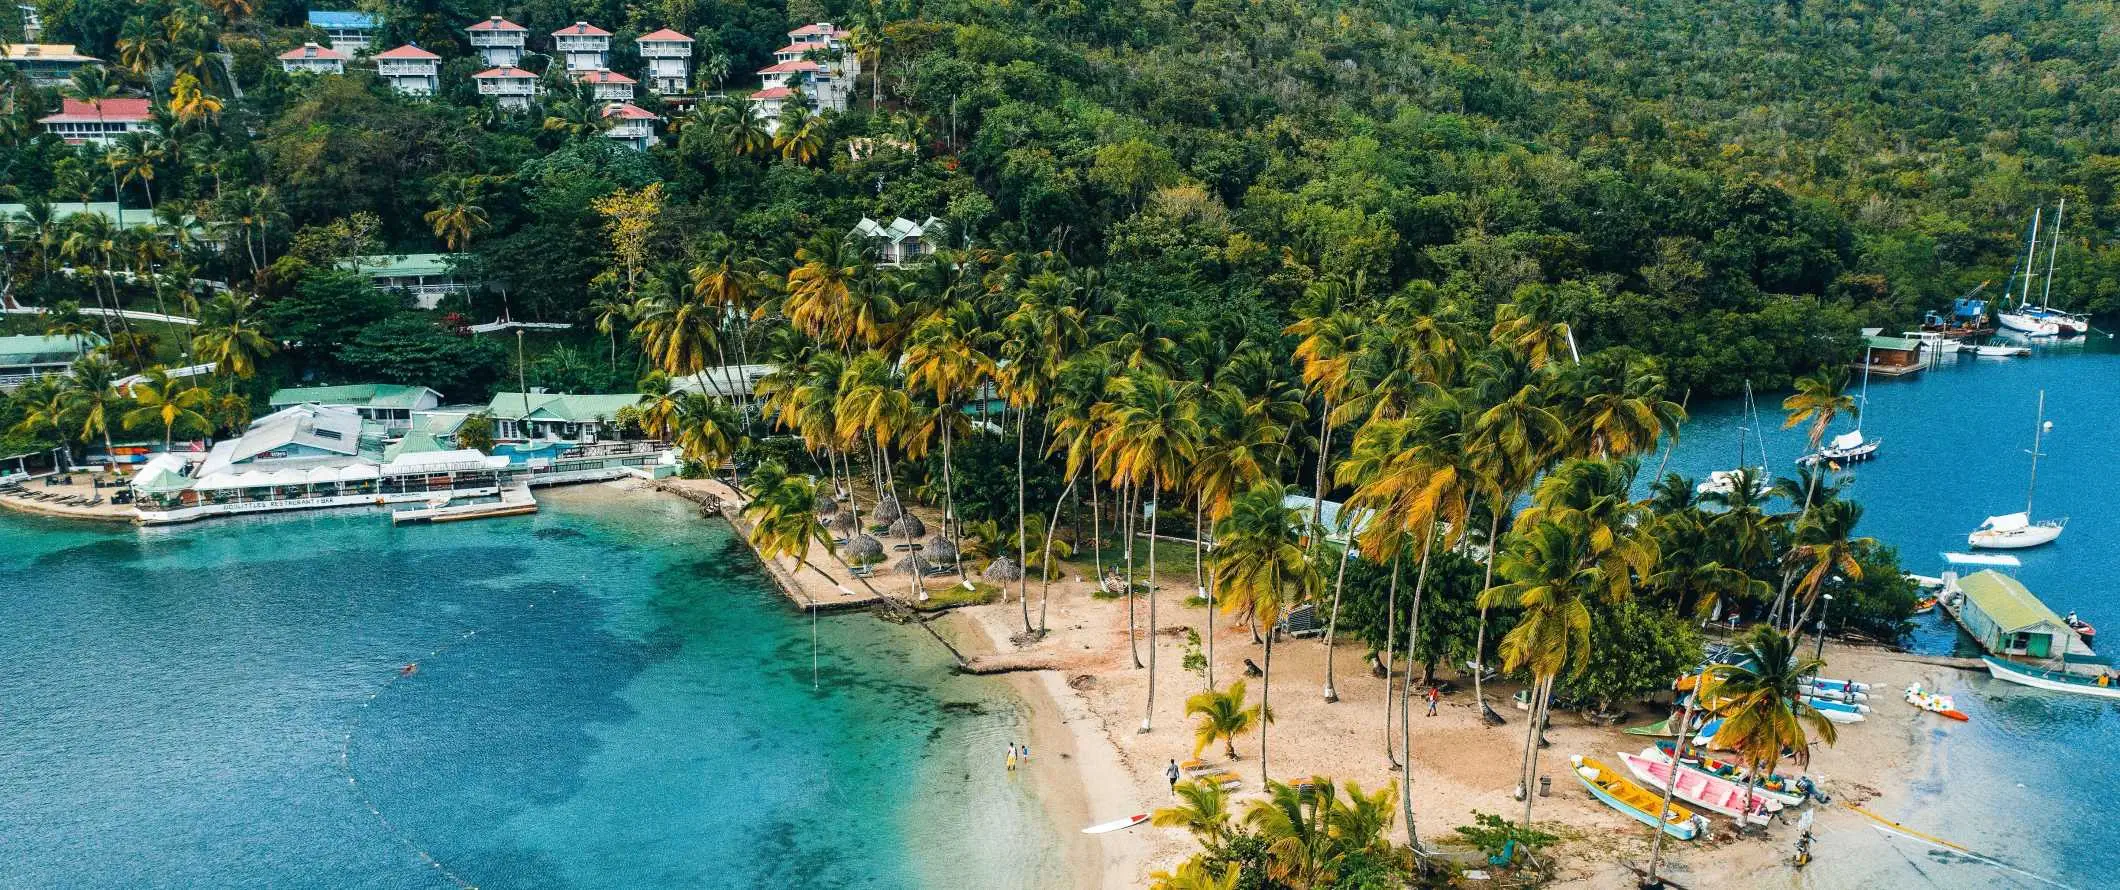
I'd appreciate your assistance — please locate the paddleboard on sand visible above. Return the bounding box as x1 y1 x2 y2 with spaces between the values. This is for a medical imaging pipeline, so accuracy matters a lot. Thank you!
1083 814 1149 834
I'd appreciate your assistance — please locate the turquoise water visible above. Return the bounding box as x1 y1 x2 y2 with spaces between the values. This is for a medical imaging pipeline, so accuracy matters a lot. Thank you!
0 488 1067 889
1659 336 2120 888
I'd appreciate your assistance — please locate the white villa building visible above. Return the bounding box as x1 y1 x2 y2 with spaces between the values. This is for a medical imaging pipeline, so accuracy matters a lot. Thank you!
0 334 99 390
636 28 693 94
3 43 99 86
466 15 527 67
577 68 635 101
602 103 658 151
376 44 441 95
853 216 944 265
474 66 539 110
268 384 444 434
343 253 476 309
279 42 348 75
37 97 152 145
553 21 610 72
745 22 859 125
307 10 378 53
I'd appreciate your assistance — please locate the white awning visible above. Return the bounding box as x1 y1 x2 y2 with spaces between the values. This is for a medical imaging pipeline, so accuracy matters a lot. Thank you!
305 465 344 485
1830 430 1864 450
340 464 380 481
267 469 311 486
1980 512 2030 532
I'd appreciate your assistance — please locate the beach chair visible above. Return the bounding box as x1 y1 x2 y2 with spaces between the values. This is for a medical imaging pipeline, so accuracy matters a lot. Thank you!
847 563 875 578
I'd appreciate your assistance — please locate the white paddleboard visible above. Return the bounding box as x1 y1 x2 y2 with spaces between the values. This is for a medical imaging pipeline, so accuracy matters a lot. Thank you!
1082 813 1148 834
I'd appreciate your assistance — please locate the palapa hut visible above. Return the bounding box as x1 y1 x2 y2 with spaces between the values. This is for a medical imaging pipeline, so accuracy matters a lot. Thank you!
894 554 938 576
922 534 959 562
889 513 927 539
873 495 904 523
828 510 860 536
845 533 884 563
814 490 840 516
983 556 1023 582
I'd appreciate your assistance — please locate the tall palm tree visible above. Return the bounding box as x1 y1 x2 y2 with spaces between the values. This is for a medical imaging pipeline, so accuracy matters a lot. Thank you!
672 392 747 482
1041 358 1111 634
784 235 868 344
1286 310 1365 548
1479 518 1605 831
1190 384 1299 688
1212 482 1315 784
773 103 825 164
1787 499 1871 639
424 182 490 252
121 369 210 448
108 132 159 215
8 376 76 469
191 293 274 378
1700 628 1837 832
62 355 125 470
1097 369 1201 732
1465 353 1567 714
1775 368 1857 625
1185 680 1269 760
904 306 994 564
710 96 772 158
633 289 722 393
168 73 222 128
588 293 634 370
63 67 126 230
741 464 837 581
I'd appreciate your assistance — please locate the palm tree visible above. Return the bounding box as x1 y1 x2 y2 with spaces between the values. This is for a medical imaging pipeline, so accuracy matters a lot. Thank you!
903 306 994 564
672 392 747 482
1776 368 1857 625
741 464 838 581
63 67 126 229
1700 628 1837 833
424 181 490 252
1097 369 1202 732
1041 358 1111 634
1185 680 1270 760
1286 310 1365 548
1465 354 1567 714
1787 499 1872 640
784 235 868 344
1479 518 1604 831
1152 779 1233 843
633 289 721 393
121 369 210 448
1148 858 1239 890
8 376 76 469
542 94 610 138
1242 776 1399 888
191 293 274 378
709 97 772 158
773 103 825 164
62 355 125 470
1190 384 1299 689
1212 482 1315 784
588 293 634 370
108 132 159 215
168 73 222 128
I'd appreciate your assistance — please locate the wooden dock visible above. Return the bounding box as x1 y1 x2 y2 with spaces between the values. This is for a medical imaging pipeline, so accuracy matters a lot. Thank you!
392 484 538 524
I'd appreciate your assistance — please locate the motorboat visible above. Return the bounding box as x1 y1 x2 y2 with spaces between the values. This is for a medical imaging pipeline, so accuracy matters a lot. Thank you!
1695 468 1770 498
1984 655 2120 700
2065 611 2096 644
1973 341 2031 357
1618 749 1781 825
1798 430 1879 466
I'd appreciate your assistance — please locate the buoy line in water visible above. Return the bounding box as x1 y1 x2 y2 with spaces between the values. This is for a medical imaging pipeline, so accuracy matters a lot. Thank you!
1848 803 2076 890
339 628 484 890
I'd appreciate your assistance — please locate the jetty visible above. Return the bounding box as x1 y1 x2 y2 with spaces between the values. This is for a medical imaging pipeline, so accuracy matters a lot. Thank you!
392 483 537 524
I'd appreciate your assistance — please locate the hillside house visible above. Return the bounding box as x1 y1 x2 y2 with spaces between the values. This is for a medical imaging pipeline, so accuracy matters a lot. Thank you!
37 97 152 145
280 42 348 74
3 43 99 85
269 384 443 433
553 21 610 72
376 44 441 95
485 392 642 442
0 334 100 390
637 28 693 94
852 216 944 266
307 10 377 53
602 102 658 150
577 68 635 101
465 15 526 67
343 253 475 309
474 66 538 110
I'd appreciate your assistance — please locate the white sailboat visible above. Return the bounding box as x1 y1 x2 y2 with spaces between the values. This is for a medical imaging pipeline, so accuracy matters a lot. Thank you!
1969 391 2066 549
1996 208 2062 337
2023 198 2091 336
1699 381 1771 497
1800 348 1879 465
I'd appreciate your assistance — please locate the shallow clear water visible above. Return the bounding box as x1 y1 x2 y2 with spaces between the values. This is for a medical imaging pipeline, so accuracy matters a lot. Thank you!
1658 336 2120 888
0 488 1066 889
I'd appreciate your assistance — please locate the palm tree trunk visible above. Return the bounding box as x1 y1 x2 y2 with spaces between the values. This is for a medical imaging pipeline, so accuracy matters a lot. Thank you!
1124 479 1141 668
1038 469 1079 636
1519 674 1553 827
1400 582 1420 854
1322 530 1351 702
1090 478 1104 590
942 398 961 578
1260 630 1273 786
1142 473 1160 732
1472 507 1501 717
1382 549 1402 767
1309 404 1331 550
1197 494 1212 691
1017 405 1030 631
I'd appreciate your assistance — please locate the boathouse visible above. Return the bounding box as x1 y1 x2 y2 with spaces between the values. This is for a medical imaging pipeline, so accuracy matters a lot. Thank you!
1853 332 1926 377
1951 570 2087 663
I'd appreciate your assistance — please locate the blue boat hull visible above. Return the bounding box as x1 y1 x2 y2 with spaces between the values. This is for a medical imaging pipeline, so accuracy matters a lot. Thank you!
1575 770 1700 840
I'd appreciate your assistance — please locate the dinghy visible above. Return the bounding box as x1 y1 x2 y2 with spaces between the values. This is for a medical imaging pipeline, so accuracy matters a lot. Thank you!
1570 755 1706 840
1649 742 1808 806
1619 749 1782 825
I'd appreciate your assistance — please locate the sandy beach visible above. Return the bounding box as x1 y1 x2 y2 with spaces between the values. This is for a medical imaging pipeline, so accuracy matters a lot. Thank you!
616 476 1969 888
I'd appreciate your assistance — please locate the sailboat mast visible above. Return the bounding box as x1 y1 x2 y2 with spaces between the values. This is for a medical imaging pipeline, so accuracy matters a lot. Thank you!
2027 390 2045 517
2042 199 2064 310
2022 208 2042 310
1856 347 1871 433
1736 381 1749 469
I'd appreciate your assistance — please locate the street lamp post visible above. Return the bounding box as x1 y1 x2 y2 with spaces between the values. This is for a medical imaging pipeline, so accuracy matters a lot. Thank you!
1814 593 1834 664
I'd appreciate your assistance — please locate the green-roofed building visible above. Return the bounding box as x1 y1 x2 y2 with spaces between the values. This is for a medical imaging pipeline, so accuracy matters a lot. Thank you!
1854 328 1928 377
342 253 477 309
269 384 443 433
487 391 642 442
1952 570 2080 660
0 333 101 390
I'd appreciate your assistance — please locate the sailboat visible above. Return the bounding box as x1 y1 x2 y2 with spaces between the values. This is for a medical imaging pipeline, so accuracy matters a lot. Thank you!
1698 381 1771 497
2023 199 2091 336
1997 206 2086 337
1800 349 1879 465
1969 390 2066 549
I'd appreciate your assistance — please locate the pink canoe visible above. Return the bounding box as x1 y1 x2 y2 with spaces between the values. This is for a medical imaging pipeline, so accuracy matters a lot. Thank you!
1618 748 1783 825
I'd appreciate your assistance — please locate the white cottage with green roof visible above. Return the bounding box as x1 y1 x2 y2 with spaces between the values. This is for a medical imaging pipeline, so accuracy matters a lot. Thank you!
0 333 100 389
486 391 642 442
343 253 476 309
269 383 442 433
1949 570 2093 665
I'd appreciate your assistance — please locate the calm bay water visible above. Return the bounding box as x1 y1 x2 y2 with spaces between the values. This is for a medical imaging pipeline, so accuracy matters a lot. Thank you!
0 487 1065 889
1658 335 2120 889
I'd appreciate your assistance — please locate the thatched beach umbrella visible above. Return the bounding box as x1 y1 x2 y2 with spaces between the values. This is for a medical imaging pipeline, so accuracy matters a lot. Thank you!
828 510 859 536
983 556 1024 582
922 534 959 562
845 534 884 562
814 490 840 516
873 495 904 523
889 513 927 539
894 554 937 576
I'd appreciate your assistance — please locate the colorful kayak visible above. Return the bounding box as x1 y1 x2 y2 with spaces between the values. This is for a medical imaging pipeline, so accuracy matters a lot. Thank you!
1570 755 1706 840
1904 683 1970 721
1650 741 1807 806
1619 749 1782 825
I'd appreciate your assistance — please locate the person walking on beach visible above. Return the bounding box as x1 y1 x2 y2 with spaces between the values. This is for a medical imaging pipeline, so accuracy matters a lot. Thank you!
1165 759 1181 794
1425 686 1439 716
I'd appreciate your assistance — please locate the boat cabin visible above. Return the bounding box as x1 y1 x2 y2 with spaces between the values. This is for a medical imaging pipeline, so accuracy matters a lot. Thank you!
1852 331 1926 377
1948 570 2092 665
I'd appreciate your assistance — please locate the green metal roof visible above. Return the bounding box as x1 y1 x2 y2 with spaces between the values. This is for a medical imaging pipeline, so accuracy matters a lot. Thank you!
1958 570 2066 633
382 431 453 461
269 383 437 409
345 253 461 278
486 392 640 423
0 334 98 366
1863 334 1923 351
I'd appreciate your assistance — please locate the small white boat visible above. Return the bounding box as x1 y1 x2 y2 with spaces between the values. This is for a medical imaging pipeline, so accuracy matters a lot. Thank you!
1904 573 1946 590
1974 341 2031 357
1801 676 1871 694
1696 468 1769 498
1797 684 1868 703
1798 430 1880 466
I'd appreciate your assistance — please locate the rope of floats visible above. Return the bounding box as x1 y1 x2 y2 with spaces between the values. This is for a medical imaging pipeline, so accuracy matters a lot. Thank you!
338 628 484 890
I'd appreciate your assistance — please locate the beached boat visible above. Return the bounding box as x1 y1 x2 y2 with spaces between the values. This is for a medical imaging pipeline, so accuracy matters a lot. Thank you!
1570 755 1706 840
1903 683 1970 721
1649 741 1808 806
1619 749 1781 824
1984 655 2120 700
1969 392 2066 549
1799 676 1870 694
1797 684 1868 703
1623 716 1680 737
1804 697 1868 724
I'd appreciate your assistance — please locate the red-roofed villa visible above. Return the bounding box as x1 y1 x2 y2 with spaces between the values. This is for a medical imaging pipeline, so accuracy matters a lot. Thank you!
637 28 694 94
278 42 347 75
37 97 152 145
553 21 611 71
376 44 441 96
466 15 528 67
